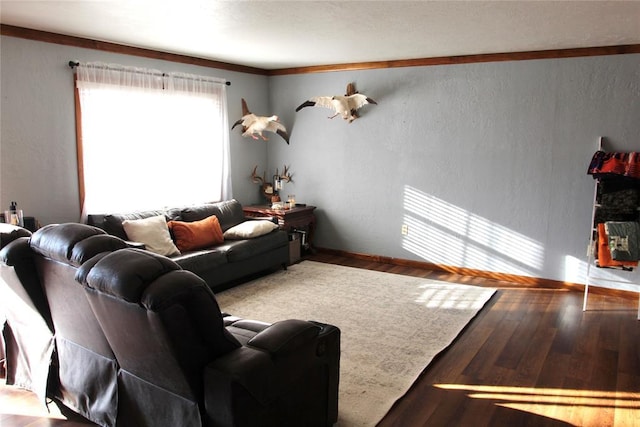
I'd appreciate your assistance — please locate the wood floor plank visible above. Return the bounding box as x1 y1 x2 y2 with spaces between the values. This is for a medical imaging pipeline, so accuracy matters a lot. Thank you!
495 291 549 372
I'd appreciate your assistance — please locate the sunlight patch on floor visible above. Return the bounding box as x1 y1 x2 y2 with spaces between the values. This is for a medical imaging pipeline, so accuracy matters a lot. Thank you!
414 285 494 310
0 387 66 419
436 383 640 425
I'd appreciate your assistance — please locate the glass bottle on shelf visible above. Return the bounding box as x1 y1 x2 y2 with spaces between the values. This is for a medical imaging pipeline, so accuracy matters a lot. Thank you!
5 201 24 227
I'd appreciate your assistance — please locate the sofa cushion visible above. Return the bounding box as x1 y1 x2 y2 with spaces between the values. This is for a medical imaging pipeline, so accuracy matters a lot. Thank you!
180 200 245 232
223 220 278 240
172 248 228 272
122 215 180 257
220 231 288 262
103 208 182 240
168 215 224 252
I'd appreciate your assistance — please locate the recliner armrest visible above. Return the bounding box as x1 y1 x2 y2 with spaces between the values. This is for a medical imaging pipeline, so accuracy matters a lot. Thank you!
205 321 340 426
247 319 321 356
0 237 32 265
205 320 322 401
205 346 277 408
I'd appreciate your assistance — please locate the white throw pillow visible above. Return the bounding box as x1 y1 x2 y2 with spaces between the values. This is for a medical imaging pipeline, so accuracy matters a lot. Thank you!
122 215 180 256
223 220 278 239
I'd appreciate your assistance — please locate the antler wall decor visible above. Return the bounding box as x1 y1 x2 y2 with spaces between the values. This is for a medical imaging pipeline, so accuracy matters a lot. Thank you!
250 165 266 185
273 165 292 190
251 165 293 202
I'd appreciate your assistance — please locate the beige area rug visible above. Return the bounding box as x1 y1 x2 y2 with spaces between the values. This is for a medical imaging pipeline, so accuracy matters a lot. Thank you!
216 261 496 426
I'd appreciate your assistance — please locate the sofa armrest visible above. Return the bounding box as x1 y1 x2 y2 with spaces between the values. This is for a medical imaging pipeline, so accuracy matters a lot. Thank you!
247 319 321 356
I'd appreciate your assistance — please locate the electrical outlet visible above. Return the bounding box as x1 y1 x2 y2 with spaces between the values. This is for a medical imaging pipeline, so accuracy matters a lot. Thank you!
401 224 408 235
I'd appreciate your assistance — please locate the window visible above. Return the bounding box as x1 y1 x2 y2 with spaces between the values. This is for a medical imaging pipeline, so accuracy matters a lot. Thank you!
74 62 231 220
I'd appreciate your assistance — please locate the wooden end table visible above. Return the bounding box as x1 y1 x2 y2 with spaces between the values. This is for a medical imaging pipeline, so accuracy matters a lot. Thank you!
243 205 316 251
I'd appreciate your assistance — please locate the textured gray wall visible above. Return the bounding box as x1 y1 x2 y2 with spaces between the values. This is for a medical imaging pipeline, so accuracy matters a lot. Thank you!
0 35 269 225
1 33 639 284
268 55 640 284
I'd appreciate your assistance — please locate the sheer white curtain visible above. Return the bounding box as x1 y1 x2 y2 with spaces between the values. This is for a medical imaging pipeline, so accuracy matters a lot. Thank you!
76 62 232 220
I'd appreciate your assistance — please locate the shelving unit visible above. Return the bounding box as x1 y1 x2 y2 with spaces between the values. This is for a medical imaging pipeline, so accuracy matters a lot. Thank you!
583 137 640 319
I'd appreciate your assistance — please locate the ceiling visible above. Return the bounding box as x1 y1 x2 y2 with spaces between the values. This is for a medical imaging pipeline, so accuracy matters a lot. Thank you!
1 1 639 71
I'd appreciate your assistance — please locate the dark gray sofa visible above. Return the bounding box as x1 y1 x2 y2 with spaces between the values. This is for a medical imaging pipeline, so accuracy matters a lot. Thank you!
88 199 289 291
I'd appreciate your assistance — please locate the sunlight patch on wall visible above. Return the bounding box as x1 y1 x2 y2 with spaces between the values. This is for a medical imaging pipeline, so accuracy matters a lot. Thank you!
566 254 640 292
563 255 586 284
403 186 544 276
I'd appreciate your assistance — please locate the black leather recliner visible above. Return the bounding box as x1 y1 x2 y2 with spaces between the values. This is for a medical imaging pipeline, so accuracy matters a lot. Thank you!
0 223 32 248
28 223 129 426
0 223 55 405
3 222 340 425
78 247 341 427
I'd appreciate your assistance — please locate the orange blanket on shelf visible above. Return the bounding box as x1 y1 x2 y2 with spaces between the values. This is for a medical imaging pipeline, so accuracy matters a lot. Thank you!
597 223 638 268
588 151 640 179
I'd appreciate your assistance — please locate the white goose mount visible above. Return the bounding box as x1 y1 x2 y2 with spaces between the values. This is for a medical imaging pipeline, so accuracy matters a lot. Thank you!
295 82 377 123
232 98 290 144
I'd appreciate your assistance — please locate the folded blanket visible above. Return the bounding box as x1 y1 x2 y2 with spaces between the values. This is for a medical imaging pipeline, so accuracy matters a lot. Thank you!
596 223 638 268
588 151 640 179
605 221 640 261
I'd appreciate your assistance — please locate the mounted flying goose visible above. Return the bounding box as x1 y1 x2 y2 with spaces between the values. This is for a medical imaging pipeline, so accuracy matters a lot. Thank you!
295 82 377 123
231 98 290 144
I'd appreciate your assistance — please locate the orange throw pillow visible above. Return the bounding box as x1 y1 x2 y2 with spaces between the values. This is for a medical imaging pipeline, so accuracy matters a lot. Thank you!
168 215 223 252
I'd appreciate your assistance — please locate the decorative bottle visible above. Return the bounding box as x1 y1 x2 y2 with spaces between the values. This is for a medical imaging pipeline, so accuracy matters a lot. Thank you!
7 201 23 226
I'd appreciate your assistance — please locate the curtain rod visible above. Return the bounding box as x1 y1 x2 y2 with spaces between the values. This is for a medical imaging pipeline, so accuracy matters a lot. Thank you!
68 61 231 86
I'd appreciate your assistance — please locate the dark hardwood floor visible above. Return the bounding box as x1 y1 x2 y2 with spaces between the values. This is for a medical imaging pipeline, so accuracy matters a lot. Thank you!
2 253 638 426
